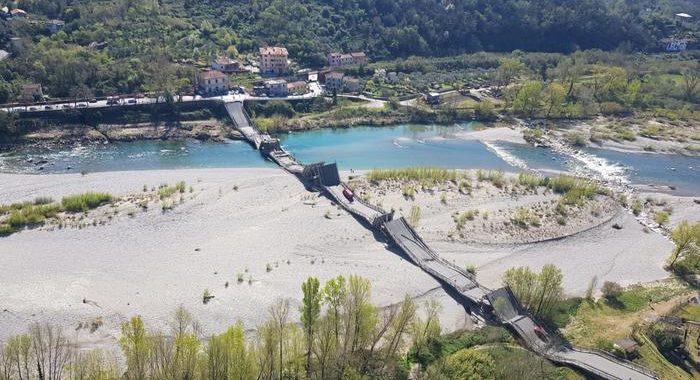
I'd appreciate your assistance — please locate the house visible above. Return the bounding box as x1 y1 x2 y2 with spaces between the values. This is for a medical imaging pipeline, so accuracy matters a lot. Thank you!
259 46 289 75
287 81 307 95
47 19 65 34
197 70 229 96
344 77 361 93
327 53 342 67
9 8 27 18
328 51 368 67
425 92 441 105
264 79 288 97
21 84 43 102
350 52 367 65
0 6 9 20
211 57 241 73
387 71 399 84
324 72 344 92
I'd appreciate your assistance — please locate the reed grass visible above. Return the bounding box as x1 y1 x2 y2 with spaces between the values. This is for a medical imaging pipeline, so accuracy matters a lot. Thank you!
62 192 114 212
368 167 458 184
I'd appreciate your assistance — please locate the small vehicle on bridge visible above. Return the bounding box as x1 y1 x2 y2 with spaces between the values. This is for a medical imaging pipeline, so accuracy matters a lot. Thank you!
342 187 354 203
534 326 548 342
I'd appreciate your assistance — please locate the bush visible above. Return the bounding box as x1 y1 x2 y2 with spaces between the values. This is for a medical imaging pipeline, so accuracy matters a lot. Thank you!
601 281 623 300
62 192 113 212
565 131 587 147
511 207 541 228
654 211 669 225
368 167 457 184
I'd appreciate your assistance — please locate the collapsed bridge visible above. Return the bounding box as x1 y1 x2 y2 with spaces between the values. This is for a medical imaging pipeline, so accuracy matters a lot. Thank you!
226 101 658 380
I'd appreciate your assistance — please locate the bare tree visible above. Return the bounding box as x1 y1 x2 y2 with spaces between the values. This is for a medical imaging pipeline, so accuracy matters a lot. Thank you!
682 68 699 101
29 323 72 380
269 298 290 380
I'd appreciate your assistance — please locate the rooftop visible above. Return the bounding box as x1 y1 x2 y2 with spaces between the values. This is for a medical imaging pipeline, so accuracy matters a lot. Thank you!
198 70 228 80
214 57 237 65
350 52 366 58
21 84 42 92
259 46 288 56
326 72 344 80
264 79 287 86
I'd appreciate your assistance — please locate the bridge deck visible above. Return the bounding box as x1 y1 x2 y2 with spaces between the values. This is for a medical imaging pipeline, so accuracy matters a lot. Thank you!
223 100 658 380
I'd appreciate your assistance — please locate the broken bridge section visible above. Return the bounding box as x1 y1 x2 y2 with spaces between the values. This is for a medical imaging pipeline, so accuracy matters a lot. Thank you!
223 100 658 380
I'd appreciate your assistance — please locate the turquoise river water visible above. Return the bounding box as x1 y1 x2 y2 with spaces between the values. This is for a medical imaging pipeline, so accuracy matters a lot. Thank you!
0 123 698 195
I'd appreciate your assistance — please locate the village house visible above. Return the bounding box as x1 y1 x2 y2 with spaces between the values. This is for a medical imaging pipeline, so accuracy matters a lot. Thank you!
344 77 361 93
287 81 307 95
197 70 229 96
327 51 368 67
324 72 345 92
47 19 65 34
264 79 288 97
211 57 241 73
21 84 43 102
259 46 289 75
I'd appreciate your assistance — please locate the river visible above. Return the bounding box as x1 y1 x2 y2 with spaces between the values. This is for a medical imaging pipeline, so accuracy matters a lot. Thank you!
1 123 698 195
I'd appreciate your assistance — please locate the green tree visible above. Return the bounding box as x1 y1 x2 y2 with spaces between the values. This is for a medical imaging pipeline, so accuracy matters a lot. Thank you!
119 316 151 380
323 276 347 343
512 81 544 117
207 323 256 380
496 58 525 91
542 82 566 117
503 264 563 320
440 348 495 380
668 221 700 269
300 277 321 377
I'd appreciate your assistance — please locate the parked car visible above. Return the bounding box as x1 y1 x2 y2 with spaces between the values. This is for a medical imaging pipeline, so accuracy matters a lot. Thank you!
77 103 88 108
62 104 73 109
126 98 137 104
89 98 98 103
28 106 38 111
44 105 53 110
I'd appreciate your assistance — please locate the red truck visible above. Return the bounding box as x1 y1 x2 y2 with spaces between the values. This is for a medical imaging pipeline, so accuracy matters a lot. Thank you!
342 187 354 202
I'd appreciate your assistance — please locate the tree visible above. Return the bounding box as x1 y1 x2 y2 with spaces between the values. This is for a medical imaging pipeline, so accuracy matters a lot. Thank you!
440 348 495 379
512 81 543 117
269 298 290 380
29 323 72 380
668 221 700 269
496 58 524 91
542 82 566 117
300 277 321 377
207 324 256 380
119 316 151 380
323 276 347 343
681 68 699 101
551 55 586 99
503 265 563 320
475 100 495 119
601 281 623 300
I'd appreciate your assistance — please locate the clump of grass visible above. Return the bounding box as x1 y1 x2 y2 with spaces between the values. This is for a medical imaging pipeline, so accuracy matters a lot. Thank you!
458 180 472 195
517 172 545 190
401 185 417 200
368 167 457 184
440 192 447 205
476 170 506 189
266 263 273 272
33 196 53 205
565 131 587 147
453 209 480 231
632 200 643 216
158 181 187 200
409 205 421 227
654 211 669 226
511 207 541 228
62 192 113 212
547 175 599 206
466 265 477 275
237 273 244 283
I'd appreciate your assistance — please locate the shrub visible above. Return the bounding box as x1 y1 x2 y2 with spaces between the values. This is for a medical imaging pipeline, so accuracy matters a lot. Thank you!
601 281 623 300
517 172 543 190
565 131 587 147
512 207 541 228
632 200 642 216
62 192 113 212
654 211 669 225
409 205 421 227
368 167 457 184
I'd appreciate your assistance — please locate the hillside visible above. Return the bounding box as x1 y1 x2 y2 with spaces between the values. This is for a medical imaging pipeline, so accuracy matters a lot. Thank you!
0 0 697 101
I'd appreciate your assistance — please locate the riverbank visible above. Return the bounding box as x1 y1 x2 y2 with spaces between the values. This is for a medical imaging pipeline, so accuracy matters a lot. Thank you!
0 168 472 348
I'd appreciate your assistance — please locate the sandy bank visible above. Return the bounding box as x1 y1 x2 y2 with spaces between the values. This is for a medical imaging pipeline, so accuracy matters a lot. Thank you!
0 168 471 347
